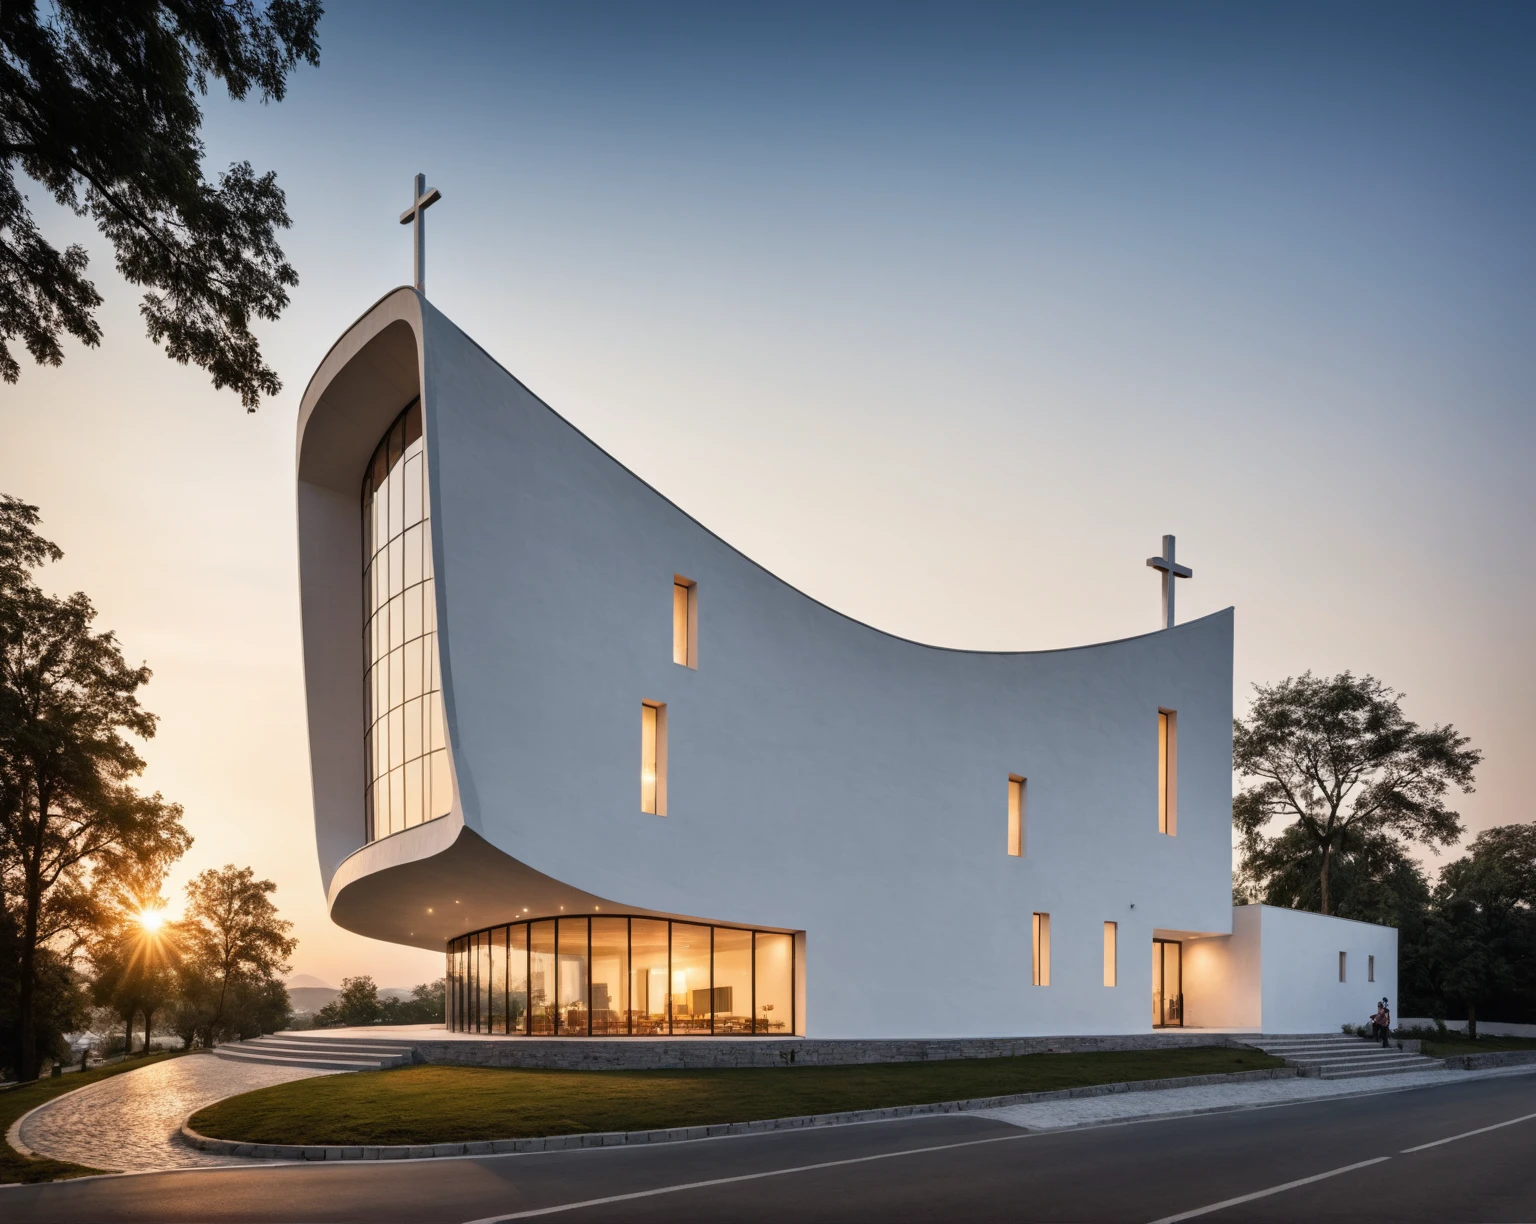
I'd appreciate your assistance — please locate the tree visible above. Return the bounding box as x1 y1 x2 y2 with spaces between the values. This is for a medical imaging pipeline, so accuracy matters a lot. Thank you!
380 978 444 1025
1 0 321 409
1236 823 1433 931
87 860 179 1056
1419 825 1536 1037
0 495 191 1080
314 974 381 1027
174 864 294 1046
1233 671 1479 916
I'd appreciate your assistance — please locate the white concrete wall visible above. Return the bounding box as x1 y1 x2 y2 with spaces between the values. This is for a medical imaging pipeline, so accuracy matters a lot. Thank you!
1182 906 1262 1029
299 290 1244 1039
1254 905 1397 1034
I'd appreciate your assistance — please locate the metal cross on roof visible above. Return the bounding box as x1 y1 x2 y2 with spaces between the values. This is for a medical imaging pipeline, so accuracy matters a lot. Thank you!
399 172 442 295
1146 534 1193 630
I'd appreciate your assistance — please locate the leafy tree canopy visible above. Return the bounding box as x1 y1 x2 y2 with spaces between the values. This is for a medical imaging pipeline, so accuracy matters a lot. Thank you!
1 0 321 408
0 494 190 1079
174 863 295 1046
1233 671 1479 915
1417 824 1536 1035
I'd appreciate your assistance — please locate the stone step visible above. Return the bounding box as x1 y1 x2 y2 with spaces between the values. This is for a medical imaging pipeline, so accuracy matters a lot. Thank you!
212 1047 392 1072
1298 1054 1439 1072
270 1036 423 1051
1277 1048 1425 1061
243 1037 414 1058
1319 1060 1444 1080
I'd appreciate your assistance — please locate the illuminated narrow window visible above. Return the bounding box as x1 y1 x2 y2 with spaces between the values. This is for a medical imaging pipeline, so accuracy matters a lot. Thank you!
641 702 667 815
672 577 697 668
1158 709 1178 835
1032 913 1051 986
1007 775 1026 857
1368 955 1375 983
1338 951 1346 983
1103 922 1117 987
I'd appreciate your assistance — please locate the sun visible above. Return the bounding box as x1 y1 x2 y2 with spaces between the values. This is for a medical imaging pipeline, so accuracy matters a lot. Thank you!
135 907 166 934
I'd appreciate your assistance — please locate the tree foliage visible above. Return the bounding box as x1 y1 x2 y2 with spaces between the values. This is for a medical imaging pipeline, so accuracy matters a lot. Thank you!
0 0 321 408
0 494 190 1079
173 863 294 1046
314 975 445 1027
1414 824 1536 1036
1233 671 1479 915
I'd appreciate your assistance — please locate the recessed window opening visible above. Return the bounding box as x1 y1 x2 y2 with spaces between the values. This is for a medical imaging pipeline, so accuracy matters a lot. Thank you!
641 702 667 816
1007 775 1026 857
1032 913 1051 986
1103 922 1117 987
1368 955 1375 983
672 577 697 668
1339 951 1347 982
1158 709 1178 835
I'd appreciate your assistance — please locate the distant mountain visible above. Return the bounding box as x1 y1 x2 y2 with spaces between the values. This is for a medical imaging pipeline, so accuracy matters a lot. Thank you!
380 987 413 1002
286 974 332 990
287 986 339 1015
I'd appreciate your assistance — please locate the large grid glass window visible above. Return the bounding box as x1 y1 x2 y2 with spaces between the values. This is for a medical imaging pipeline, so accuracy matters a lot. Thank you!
363 400 451 841
446 915 797 1036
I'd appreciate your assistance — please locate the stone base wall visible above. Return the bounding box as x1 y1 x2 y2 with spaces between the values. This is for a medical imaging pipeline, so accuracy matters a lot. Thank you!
385 1032 1248 1070
1438 1050 1536 1071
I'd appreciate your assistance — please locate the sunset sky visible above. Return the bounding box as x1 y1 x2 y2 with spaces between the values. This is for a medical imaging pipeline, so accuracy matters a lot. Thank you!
3 2 1531 987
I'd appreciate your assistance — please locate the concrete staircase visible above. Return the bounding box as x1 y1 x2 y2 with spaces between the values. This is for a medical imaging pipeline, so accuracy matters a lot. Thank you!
212 1033 416 1072
1246 1033 1444 1080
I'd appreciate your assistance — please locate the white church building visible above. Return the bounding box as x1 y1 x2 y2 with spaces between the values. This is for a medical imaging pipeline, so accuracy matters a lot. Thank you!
296 283 1395 1040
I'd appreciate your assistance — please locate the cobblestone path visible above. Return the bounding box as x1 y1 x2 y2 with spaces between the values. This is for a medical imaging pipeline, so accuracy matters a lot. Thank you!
13 1053 335 1171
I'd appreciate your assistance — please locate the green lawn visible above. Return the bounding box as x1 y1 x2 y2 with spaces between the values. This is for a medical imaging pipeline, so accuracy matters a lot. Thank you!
1 1052 185 1184
190 1046 1283 1146
1416 1032 1536 1060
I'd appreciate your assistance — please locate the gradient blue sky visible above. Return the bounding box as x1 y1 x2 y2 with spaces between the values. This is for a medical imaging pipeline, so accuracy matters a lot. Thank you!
4 2 1532 986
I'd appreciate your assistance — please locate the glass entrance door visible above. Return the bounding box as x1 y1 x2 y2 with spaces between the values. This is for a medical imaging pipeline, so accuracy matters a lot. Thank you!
1152 939 1183 1027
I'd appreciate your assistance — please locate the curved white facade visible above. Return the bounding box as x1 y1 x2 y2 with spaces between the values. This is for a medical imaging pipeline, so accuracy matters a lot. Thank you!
297 288 1396 1038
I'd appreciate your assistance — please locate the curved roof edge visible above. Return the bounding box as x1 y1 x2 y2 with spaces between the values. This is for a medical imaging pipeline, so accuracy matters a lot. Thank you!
299 286 1234 659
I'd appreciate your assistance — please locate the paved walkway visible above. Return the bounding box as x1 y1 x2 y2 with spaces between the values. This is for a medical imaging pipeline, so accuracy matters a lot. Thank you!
974 1063 1536 1131
12 1053 336 1172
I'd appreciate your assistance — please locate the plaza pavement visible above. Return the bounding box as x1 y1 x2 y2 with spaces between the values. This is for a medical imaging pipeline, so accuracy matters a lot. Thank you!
11 1052 335 1172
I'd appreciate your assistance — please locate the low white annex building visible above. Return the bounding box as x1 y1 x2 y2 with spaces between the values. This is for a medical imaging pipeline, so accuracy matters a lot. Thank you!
296 284 1395 1040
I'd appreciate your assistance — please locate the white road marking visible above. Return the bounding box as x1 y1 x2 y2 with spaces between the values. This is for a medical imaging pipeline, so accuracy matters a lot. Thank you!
1143 1157 1392 1224
1400 1110 1536 1153
459 1131 1031 1222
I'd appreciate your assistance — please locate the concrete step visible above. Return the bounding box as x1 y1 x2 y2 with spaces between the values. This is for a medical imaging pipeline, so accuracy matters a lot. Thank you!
212 1046 393 1072
242 1037 414 1059
1319 1059 1445 1080
1299 1054 1440 1072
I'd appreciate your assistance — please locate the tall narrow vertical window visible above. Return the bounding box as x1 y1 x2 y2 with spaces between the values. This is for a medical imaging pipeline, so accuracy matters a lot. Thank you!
1368 955 1375 983
361 398 450 843
1103 922 1117 987
641 702 667 815
1158 709 1178 835
672 577 697 668
1007 775 1026 857
1339 951 1347 982
1032 913 1051 986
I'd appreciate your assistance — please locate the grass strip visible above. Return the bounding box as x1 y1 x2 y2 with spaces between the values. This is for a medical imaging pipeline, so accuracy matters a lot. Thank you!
1 1052 185 1184
1418 1033 1536 1059
191 1046 1282 1147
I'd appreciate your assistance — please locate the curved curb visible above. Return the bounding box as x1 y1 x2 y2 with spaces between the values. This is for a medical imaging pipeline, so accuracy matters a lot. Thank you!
180 1066 1298 1162
5 1052 202 1164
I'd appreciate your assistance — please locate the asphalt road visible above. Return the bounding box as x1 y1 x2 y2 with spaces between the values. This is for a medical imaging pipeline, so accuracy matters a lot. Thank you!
5 1071 1534 1223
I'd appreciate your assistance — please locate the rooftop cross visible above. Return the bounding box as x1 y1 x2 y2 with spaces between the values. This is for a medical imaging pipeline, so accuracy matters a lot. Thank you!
399 172 442 295
1146 534 1193 629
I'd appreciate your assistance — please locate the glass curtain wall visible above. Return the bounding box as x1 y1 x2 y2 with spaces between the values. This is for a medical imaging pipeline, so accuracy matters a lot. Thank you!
446 916 796 1035
362 399 451 842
